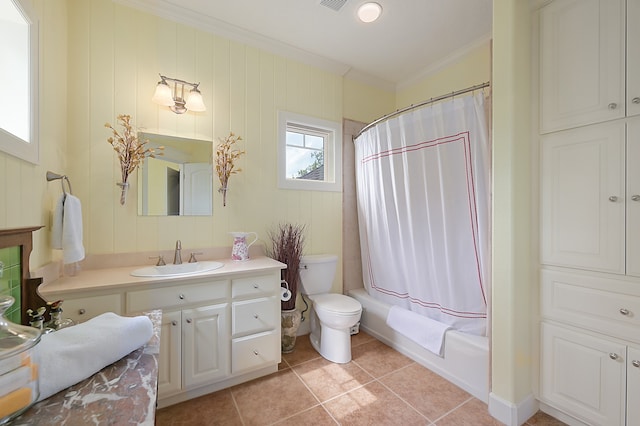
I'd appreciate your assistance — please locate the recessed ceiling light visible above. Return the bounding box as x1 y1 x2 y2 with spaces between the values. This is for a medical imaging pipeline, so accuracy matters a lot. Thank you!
357 2 382 23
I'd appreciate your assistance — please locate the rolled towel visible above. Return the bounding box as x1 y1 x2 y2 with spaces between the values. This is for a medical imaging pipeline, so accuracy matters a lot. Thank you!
386 305 452 357
36 312 153 401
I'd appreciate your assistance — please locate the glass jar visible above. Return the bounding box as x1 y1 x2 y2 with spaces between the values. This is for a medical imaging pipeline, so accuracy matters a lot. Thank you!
0 296 41 424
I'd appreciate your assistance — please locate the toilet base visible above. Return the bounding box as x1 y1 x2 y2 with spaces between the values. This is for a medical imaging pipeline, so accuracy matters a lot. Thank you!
310 325 353 364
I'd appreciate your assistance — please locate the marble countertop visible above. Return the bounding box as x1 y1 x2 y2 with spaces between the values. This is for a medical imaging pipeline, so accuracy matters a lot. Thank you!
12 310 161 426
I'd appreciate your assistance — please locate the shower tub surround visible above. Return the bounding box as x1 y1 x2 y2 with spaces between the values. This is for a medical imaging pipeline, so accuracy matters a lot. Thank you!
36 252 286 408
14 310 161 425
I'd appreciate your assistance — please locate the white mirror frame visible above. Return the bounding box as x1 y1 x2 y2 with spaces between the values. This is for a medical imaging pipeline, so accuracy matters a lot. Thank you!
0 0 39 164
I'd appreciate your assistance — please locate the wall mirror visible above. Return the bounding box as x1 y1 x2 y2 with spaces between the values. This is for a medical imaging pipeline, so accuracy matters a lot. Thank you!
138 133 213 216
0 0 39 164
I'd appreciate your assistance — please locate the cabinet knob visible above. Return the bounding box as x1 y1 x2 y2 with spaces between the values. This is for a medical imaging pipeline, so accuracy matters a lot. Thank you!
633 360 640 368
171 320 178 326
619 308 630 316
179 294 185 300
253 283 259 289
253 350 259 356
78 309 86 315
632 195 640 202
608 196 618 202
633 97 640 105
608 103 618 110
253 313 259 319
186 318 192 324
609 353 619 360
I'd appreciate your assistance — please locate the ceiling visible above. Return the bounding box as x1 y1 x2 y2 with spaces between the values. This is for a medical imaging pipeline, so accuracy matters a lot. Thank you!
121 0 493 90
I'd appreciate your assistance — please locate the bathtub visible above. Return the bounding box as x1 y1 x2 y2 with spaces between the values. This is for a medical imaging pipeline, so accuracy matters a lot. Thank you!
348 288 489 403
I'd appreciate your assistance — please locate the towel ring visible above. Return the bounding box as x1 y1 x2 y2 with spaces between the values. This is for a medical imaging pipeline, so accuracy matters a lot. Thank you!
46 171 73 196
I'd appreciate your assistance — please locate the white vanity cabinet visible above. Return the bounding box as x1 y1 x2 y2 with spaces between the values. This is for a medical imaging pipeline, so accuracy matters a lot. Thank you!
230 275 280 374
38 256 285 408
126 279 230 400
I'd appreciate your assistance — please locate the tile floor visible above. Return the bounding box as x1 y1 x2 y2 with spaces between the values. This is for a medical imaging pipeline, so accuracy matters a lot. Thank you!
156 332 566 426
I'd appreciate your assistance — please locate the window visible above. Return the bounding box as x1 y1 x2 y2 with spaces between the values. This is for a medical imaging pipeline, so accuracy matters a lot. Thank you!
0 0 39 164
278 111 342 192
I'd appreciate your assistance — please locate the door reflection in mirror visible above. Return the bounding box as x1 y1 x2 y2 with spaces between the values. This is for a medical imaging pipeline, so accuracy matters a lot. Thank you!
138 133 213 216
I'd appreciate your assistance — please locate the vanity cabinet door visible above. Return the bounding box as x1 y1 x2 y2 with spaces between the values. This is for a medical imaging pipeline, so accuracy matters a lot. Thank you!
158 310 182 398
182 303 230 388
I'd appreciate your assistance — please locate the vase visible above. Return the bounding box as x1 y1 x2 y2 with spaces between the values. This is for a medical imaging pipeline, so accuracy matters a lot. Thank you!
117 182 129 205
218 186 228 207
281 308 302 353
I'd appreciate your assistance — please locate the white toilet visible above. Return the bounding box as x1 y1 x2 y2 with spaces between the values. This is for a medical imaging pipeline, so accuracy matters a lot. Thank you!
299 254 362 364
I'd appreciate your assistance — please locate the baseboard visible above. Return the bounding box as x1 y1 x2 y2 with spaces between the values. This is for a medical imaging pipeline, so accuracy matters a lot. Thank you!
488 392 538 426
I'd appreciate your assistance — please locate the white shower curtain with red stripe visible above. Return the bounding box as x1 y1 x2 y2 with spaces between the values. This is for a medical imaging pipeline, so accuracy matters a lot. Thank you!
355 92 490 336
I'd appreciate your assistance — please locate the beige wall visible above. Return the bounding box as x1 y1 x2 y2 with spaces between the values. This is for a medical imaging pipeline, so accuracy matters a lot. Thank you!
62 0 344 290
396 41 492 109
0 0 67 269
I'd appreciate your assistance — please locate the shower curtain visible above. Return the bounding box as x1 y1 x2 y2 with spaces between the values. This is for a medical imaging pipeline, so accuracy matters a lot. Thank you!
355 92 490 336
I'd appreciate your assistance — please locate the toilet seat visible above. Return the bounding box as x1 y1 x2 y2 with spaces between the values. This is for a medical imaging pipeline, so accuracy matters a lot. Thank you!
312 293 362 316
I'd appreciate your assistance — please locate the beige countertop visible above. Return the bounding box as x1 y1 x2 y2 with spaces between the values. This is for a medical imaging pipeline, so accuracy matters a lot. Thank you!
38 256 286 299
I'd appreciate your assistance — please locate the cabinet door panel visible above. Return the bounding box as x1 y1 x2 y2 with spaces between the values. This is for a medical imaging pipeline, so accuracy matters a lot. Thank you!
182 304 229 388
157 310 182 398
629 346 640 426
541 122 625 272
541 322 625 426
627 119 640 277
539 0 625 133
628 0 640 117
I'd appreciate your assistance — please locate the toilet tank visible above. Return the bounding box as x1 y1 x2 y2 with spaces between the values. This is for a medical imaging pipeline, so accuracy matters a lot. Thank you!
299 254 338 296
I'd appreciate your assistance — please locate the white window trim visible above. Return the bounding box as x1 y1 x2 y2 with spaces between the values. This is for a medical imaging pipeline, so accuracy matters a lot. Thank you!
278 111 342 192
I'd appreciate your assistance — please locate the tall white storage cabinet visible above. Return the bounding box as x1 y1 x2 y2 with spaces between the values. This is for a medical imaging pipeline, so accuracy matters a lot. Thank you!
537 0 640 425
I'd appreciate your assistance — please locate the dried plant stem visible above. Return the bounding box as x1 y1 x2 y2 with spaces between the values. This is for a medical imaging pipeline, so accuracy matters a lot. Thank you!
268 224 306 311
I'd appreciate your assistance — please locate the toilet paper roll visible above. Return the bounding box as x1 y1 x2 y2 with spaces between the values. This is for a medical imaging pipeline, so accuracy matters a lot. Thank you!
280 287 291 302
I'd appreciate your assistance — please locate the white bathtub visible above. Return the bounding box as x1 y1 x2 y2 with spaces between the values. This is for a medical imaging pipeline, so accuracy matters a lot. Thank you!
348 288 489 403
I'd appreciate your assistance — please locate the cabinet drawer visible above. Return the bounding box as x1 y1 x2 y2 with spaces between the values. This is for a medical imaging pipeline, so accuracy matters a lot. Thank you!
232 297 278 337
63 294 123 323
232 330 280 374
541 269 640 341
127 280 229 312
232 275 279 299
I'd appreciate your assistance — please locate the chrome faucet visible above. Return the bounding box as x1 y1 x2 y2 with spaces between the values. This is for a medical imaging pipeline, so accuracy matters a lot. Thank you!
173 240 182 265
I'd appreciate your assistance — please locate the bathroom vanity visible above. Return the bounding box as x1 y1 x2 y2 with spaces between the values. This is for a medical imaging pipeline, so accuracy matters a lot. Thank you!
37 256 286 408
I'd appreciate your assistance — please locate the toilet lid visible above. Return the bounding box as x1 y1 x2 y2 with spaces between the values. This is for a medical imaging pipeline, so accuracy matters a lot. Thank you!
313 294 362 315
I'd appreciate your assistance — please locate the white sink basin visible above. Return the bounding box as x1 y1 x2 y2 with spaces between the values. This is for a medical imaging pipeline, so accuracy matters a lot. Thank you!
131 261 224 278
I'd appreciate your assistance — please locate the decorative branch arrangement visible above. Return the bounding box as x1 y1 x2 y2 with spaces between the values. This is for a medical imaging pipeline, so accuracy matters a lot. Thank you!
268 223 306 311
105 114 162 205
215 132 245 206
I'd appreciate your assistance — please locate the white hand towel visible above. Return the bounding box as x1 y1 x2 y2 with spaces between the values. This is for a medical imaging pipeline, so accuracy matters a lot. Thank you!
60 194 85 264
51 195 64 250
36 312 153 401
386 305 452 357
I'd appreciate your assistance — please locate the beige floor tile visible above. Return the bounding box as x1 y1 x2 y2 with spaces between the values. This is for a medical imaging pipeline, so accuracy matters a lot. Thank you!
435 398 503 426
282 334 322 367
351 339 414 378
524 411 568 425
381 363 472 421
323 381 428 426
350 330 376 348
231 368 318 425
155 389 242 426
273 405 339 425
293 357 374 402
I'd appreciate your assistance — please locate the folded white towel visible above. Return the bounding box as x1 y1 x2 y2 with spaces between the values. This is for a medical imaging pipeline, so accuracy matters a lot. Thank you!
386 305 452 357
36 312 153 401
52 194 85 264
51 195 64 250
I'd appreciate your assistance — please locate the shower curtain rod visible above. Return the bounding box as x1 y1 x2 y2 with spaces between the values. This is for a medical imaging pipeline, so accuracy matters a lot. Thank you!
354 81 490 140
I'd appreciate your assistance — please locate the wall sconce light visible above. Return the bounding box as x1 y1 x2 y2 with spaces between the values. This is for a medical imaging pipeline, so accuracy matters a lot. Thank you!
152 74 206 114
